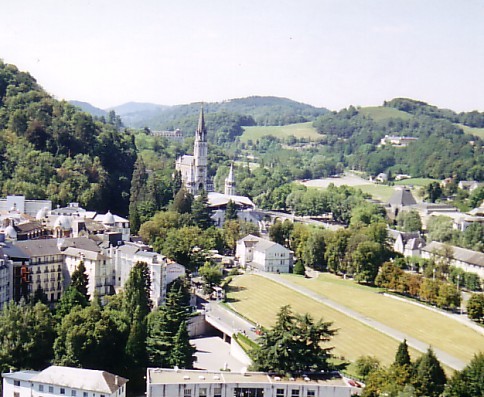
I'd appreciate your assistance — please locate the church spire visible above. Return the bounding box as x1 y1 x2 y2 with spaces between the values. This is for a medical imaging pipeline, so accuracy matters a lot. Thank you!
196 105 207 142
225 163 236 196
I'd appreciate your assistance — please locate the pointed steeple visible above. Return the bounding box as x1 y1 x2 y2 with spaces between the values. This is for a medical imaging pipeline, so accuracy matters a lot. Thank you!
225 163 236 196
196 105 207 142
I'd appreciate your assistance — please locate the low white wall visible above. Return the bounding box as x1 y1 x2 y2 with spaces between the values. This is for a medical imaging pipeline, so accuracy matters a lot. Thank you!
230 337 252 366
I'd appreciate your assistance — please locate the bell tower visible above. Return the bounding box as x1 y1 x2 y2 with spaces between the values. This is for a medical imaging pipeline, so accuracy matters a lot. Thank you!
193 106 208 193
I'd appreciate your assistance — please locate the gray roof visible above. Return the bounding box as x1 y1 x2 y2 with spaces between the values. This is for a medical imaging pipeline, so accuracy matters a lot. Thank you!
60 237 101 252
422 241 484 268
14 239 61 257
2 243 30 259
2 370 38 381
30 366 127 393
387 188 417 207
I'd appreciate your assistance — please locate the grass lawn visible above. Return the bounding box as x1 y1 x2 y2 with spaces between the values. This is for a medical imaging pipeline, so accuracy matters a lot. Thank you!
456 123 484 139
241 122 321 142
227 274 420 367
282 273 483 365
358 106 412 122
393 178 439 187
356 184 396 202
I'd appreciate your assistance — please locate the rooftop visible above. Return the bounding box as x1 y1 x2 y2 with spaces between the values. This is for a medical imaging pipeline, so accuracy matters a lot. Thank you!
422 241 484 268
147 368 347 387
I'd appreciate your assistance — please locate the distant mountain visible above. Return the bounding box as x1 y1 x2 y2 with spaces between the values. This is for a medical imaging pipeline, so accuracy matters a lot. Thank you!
69 100 107 117
108 96 329 129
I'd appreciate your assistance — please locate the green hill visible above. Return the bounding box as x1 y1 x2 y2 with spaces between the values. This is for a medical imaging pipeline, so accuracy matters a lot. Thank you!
241 122 321 142
0 60 136 214
358 106 412 122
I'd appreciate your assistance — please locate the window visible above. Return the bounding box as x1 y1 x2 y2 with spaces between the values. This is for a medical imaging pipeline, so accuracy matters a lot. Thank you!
183 389 191 397
49 386 54 393
60 388 66 395
14 381 20 386
291 391 300 397
39 385 44 392
276 389 285 397
213 387 222 397
83 393 88 397
307 391 316 397
14 392 20 397
198 388 207 397
72 390 77 396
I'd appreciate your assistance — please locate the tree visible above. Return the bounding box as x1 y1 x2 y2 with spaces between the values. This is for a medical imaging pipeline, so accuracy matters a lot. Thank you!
425 182 443 203
293 261 305 275
171 187 193 214
125 306 147 367
251 305 338 375
191 190 213 229
355 355 380 380
352 241 385 284
0 301 55 372
225 199 238 220
55 285 89 319
269 220 293 247
300 229 327 270
54 304 130 373
123 261 152 322
129 156 148 234
436 282 461 310
396 210 422 232
467 293 484 322
413 348 447 397
198 261 223 293
169 321 196 368
70 260 89 301
146 286 192 368
445 352 484 397
394 339 411 368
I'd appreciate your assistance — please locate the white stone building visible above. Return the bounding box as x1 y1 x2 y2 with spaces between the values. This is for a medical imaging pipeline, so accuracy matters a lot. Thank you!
236 235 293 273
421 241 484 280
146 368 355 397
0 195 52 217
111 242 185 307
2 366 127 397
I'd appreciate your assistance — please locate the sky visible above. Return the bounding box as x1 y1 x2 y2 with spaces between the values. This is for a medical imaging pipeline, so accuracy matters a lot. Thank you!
1 0 484 112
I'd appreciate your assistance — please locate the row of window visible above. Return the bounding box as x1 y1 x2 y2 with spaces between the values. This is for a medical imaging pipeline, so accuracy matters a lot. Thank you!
182 387 316 397
37 384 107 397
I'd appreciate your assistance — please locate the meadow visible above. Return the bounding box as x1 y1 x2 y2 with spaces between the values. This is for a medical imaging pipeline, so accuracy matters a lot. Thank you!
240 122 322 142
282 273 482 364
227 274 421 367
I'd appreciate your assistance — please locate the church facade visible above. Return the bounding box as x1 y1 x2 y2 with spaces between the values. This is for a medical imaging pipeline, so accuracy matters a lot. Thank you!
175 107 211 195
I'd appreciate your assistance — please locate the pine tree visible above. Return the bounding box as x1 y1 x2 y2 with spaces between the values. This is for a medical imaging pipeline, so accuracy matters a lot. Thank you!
172 187 193 214
293 261 305 275
413 348 447 397
169 321 196 369
129 156 148 234
172 170 183 198
394 339 412 367
191 189 213 229
125 306 147 367
225 199 238 221
55 285 88 319
123 261 152 322
71 261 89 301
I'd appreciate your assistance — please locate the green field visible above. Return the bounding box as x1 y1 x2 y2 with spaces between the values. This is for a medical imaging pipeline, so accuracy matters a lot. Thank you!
281 273 483 365
227 274 421 367
358 106 413 122
356 184 396 202
393 178 439 187
241 122 322 142
456 123 484 138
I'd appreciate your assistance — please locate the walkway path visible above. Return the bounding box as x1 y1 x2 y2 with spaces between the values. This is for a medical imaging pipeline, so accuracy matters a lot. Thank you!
255 272 467 371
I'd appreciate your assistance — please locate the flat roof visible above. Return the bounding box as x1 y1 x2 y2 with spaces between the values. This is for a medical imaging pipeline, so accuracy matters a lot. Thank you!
147 369 347 387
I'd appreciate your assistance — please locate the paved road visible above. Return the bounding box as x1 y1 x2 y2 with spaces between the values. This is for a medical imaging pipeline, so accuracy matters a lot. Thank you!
255 272 468 371
191 336 246 372
204 301 258 339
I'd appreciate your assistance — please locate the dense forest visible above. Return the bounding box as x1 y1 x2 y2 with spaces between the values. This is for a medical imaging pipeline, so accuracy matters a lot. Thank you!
103 96 329 129
0 60 136 215
312 99 484 180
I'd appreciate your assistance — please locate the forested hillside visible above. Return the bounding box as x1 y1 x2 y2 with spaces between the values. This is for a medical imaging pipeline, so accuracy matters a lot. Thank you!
0 60 136 215
312 99 484 180
111 96 329 129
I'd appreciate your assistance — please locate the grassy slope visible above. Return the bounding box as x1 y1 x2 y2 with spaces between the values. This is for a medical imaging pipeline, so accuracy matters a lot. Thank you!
358 106 412 122
393 178 439 187
227 274 420 366
241 122 321 142
456 123 484 139
282 273 482 364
